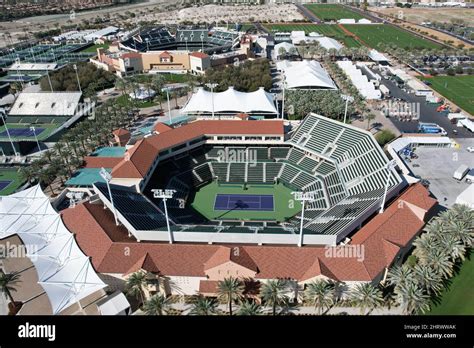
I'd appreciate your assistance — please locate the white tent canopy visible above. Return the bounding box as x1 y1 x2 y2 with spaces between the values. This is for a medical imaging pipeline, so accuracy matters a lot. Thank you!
0 185 106 314
456 184 474 209
277 60 337 90
182 87 278 115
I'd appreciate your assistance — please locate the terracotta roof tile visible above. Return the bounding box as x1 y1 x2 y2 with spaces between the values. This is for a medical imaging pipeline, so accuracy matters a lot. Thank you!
83 156 122 169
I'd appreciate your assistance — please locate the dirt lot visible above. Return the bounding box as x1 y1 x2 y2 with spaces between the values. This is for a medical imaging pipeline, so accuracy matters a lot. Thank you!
370 6 474 24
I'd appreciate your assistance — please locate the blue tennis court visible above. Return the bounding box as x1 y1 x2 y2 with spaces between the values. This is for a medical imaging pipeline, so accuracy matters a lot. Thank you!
214 194 274 211
0 180 12 191
0 128 45 137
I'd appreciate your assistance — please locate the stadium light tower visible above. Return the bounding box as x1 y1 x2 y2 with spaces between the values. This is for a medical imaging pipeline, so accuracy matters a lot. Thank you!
0 112 18 157
73 64 82 92
292 191 318 247
379 160 397 214
152 189 176 244
205 83 219 120
29 126 40 153
281 76 286 120
99 167 119 226
341 94 354 124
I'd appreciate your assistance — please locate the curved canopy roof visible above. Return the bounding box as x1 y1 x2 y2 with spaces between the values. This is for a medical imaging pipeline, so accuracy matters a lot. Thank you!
277 60 337 90
182 87 278 115
0 185 106 314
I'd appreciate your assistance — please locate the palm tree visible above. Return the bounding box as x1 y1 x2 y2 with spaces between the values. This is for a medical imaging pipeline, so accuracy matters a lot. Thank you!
365 113 376 130
349 283 384 315
189 295 218 315
260 279 290 316
394 280 431 315
304 279 335 315
143 294 171 315
216 277 244 316
446 220 473 248
425 248 454 279
0 271 20 305
439 234 466 262
413 264 443 295
413 233 439 265
386 264 415 288
125 271 147 305
237 300 263 316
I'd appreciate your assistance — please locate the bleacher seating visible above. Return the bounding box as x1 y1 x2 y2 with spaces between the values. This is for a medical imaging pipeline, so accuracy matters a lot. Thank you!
247 163 264 184
269 147 290 159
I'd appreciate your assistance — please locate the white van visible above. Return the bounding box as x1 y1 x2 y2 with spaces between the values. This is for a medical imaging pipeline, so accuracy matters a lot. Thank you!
453 164 469 181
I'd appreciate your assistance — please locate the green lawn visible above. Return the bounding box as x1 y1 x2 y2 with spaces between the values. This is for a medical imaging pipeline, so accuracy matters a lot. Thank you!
80 43 110 54
0 168 25 196
304 4 366 21
420 75 474 116
264 23 361 48
115 94 158 109
428 251 474 315
191 181 301 222
343 24 441 50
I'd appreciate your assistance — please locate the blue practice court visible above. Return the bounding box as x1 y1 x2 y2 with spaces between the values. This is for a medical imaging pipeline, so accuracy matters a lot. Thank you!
0 128 45 138
0 180 12 191
214 194 274 211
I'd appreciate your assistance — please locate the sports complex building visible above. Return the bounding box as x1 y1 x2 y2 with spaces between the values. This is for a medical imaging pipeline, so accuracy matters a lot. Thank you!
80 113 407 246
56 113 438 296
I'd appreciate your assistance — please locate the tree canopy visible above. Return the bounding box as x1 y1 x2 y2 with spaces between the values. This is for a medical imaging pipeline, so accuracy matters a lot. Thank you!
199 59 272 92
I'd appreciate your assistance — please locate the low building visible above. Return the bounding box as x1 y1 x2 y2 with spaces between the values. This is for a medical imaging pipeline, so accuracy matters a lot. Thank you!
189 52 211 74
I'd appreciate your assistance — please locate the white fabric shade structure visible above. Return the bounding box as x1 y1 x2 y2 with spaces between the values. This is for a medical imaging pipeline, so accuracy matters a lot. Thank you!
181 87 278 116
337 61 381 100
0 185 106 314
277 60 337 90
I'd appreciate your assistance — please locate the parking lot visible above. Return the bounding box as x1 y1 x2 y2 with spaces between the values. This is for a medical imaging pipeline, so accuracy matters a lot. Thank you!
405 138 474 207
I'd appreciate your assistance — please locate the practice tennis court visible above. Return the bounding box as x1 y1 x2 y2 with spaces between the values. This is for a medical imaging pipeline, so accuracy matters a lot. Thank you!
214 194 274 211
0 127 44 138
0 180 12 191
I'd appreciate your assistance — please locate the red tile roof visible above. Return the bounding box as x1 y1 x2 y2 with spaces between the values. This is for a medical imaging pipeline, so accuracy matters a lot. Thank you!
199 280 219 294
153 122 172 133
83 156 122 169
113 128 130 136
190 52 209 59
62 184 436 283
111 120 284 179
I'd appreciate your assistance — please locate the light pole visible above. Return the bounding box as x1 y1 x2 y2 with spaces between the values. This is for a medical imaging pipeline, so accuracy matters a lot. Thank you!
29 126 40 153
379 160 397 214
281 76 286 120
185 37 189 52
99 167 119 226
145 37 150 52
0 112 18 157
73 64 82 92
152 189 176 244
341 94 354 124
205 83 218 120
46 69 54 92
162 87 172 124
292 191 317 247
274 93 279 116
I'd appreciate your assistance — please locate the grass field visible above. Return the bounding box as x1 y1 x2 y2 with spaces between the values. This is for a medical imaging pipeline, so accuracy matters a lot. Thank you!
0 168 25 196
428 251 474 315
305 4 366 21
191 181 301 222
264 24 361 48
343 24 442 50
80 43 110 53
420 75 474 116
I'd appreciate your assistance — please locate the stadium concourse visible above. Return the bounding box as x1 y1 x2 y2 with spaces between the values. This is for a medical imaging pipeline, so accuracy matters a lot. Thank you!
70 114 407 246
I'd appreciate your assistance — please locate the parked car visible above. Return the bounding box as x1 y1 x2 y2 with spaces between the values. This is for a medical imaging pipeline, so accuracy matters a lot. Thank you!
467 146 474 153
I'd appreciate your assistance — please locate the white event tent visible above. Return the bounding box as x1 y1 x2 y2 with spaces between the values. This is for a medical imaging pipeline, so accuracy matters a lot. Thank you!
277 60 337 90
182 87 278 117
0 185 106 314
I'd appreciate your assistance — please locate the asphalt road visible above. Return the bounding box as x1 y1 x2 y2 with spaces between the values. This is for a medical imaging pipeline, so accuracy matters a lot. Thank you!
295 3 321 24
378 76 474 139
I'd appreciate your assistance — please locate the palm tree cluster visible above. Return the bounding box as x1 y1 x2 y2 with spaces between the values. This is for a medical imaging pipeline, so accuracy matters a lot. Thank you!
19 97 138 195
387 204 473 315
